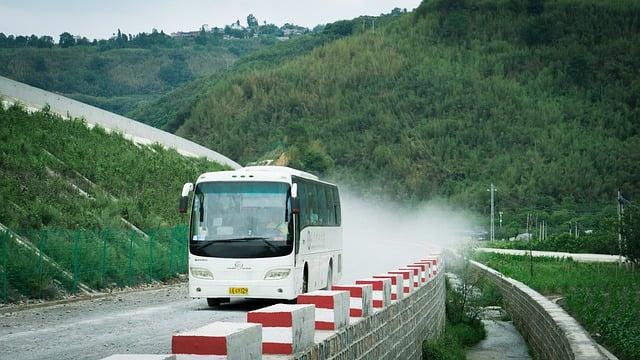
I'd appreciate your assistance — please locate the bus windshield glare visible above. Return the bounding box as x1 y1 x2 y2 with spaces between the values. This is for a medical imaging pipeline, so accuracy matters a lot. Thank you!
189 181 293 258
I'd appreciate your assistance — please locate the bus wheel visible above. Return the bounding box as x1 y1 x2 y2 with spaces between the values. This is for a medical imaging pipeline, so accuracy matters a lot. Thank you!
302 266 309 294
207 298 224 307
324 263 333 290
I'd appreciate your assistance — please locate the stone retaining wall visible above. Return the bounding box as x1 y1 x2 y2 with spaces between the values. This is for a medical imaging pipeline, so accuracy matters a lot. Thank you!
298 268 446 360
470 260 609 360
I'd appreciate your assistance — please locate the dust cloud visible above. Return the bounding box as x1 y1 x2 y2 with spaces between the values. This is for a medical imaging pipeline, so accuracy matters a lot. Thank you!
339 191 473 282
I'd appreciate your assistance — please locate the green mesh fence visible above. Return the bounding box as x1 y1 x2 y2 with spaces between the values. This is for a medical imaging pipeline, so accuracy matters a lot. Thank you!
0 225 189 303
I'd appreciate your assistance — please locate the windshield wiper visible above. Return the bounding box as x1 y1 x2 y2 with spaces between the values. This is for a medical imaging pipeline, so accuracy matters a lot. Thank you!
231 237 280 253
193 237 280 253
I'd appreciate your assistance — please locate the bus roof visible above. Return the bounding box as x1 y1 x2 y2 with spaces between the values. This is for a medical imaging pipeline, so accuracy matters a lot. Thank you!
196 166 336 185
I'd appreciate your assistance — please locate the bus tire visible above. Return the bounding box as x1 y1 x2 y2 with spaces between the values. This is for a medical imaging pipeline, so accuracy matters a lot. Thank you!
302 265 309 294
207 298 226 307
324 262 333 290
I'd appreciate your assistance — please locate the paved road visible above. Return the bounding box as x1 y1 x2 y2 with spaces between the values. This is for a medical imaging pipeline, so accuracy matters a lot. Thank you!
476 248 624 263
0 284 280 360
0 239 435 360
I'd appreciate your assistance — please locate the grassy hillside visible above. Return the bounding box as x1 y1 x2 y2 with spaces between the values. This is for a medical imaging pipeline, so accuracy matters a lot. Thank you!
128 30 356 132
0 103 227 301
0 103 226 230
0 38 271 120
174 0 640 234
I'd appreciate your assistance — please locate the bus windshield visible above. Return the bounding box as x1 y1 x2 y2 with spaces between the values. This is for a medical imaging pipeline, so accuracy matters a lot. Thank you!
189 181 293 258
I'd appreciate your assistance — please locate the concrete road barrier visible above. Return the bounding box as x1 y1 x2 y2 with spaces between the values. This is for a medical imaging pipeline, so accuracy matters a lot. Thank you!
101 356 175 360
355 277 392 309
399 267 421 288
297 290 350 330
373 273 403 301
247 303 315 355
171 322 262 359
406 263 428 284
331 284 373 317
389 269 415 294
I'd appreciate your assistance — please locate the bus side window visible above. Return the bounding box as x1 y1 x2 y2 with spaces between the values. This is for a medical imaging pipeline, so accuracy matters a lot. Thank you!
318 185 328 225
299 181 309 228
333 187 341 225
325 187 335 226
308 184 319 225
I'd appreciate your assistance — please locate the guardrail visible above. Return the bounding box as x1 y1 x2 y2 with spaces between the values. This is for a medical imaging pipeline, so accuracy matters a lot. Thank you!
101 252 446 359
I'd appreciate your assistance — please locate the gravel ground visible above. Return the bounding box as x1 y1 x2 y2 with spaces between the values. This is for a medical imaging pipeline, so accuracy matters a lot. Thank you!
0 283 282 360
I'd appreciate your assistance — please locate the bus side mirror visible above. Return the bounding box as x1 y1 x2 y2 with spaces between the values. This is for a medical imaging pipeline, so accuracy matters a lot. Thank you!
292 197 300 214
291 183 300 214
179 182 194 214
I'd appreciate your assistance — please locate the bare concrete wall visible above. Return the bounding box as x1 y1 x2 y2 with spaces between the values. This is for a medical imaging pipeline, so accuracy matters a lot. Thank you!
297 269 446 360
470 260 609 360
0 75 241 169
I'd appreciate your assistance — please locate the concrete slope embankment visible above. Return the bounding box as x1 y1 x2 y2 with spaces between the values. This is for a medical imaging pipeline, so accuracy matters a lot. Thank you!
0 75 241 169
477 248 624 263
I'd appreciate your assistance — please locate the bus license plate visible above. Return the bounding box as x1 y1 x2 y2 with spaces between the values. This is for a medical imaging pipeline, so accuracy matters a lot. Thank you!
228 287 248 295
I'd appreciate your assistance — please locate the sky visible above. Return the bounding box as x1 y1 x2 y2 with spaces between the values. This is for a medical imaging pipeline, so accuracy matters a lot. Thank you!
0 0 422 40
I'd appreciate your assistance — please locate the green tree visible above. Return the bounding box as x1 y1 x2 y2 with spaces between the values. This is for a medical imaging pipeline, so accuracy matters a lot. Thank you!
247 14 259 28
59 32 75 47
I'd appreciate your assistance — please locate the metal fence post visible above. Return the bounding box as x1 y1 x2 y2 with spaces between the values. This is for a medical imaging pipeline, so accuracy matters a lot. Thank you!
148 233 153 282
169 227 177 278
72 231 80 294
2 231 8 303
101 229 108 288
128 231 134 287
37 230 44 299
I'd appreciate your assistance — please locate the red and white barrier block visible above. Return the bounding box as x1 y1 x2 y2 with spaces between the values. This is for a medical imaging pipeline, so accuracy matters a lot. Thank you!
399 267 422 288
421 257 440 276
355 277 392 309
298 290 350 330
172 322 262 359
406 263 428 285
417 260 434 279
372 274 403 301
331 284 373 317
101 356 175 360
389 269 415 295
247 303 315 355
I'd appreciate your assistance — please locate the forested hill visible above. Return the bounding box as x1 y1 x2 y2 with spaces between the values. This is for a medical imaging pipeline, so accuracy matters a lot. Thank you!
175 0 640 220
0 33 271 122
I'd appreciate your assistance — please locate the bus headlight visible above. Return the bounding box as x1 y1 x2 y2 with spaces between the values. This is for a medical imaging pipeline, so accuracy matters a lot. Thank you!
190 267 214 280
264 269 290 280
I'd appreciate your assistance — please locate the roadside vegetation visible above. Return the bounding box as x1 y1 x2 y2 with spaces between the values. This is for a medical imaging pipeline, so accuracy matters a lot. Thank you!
0 103 226 302
474 252 640 360
423 254 504 359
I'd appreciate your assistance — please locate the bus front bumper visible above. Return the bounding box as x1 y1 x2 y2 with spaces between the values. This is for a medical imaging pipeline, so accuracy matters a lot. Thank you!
189 277 297 300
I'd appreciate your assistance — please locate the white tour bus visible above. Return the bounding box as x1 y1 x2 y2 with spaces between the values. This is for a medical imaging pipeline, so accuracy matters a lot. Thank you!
179 166 342 306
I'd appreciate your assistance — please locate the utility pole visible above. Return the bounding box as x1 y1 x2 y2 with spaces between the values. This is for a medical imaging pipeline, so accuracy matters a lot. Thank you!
526 213 530 236
618 190 624 264
487 184 497 241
